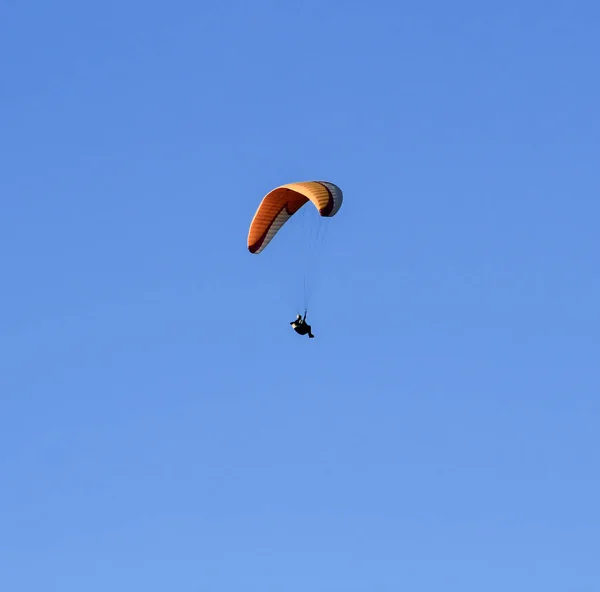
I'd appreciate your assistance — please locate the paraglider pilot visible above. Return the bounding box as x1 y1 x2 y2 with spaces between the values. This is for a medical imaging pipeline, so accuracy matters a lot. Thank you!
291 312 314 338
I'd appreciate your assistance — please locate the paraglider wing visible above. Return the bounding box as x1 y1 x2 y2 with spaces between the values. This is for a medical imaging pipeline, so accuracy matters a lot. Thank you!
247 181 343 254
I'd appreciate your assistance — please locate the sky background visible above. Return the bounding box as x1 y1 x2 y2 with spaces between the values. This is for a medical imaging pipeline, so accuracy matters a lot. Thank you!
1 0 599 590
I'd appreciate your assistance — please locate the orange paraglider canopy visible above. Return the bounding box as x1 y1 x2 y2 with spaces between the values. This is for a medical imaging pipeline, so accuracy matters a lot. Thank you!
247 181 343 254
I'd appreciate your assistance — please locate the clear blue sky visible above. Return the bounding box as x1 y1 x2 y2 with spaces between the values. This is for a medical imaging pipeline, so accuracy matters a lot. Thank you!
1 1 599 590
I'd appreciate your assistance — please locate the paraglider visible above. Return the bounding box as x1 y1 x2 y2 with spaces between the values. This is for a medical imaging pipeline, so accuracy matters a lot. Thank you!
290 312 314 338
247 180 343 337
